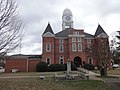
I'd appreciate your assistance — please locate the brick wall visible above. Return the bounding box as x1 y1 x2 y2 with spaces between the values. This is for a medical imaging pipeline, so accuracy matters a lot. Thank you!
5 58 40 73
28 59 40 72
5 58 27 73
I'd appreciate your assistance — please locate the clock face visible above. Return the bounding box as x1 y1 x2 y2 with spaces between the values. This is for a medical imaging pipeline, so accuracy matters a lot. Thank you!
66 16 71 20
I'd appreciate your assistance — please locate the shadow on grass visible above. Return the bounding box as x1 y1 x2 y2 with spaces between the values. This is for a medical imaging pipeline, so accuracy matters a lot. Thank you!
96 76 119 78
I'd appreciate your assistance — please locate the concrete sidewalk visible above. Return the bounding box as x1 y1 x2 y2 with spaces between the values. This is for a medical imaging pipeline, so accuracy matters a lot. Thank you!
77 68 102 80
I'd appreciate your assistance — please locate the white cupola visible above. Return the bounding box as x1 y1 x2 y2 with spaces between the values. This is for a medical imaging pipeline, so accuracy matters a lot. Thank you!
62 8 73 30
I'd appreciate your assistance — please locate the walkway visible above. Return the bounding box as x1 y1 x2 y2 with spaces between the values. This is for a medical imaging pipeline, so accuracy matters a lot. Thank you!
78 68 120 90
77 68 102 80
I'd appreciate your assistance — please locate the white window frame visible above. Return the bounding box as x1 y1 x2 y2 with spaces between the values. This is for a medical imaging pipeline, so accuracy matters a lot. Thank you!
46 58 51 65
59 44 64 52
73 32 79 35
59 38 64 43
87 44 91 48
72 37 76 42
88 58 93 64
46 44 51 52
59 56 64 64
78 43 82 51
78 37 82 42
87 39 91 44
72 43 76 52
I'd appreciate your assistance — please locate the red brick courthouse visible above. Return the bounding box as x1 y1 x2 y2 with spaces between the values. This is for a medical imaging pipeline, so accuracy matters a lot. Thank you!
42 8 110 67
3 8 110 73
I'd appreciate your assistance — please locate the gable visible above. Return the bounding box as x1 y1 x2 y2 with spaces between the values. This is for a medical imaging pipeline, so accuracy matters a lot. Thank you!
97 32 108 38
42 32 55 37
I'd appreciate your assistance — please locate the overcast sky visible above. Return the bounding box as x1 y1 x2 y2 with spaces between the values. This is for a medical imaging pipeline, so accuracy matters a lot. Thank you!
13 0 120 55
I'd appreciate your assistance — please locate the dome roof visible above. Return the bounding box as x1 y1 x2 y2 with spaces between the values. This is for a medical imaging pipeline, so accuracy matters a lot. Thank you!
63 8 73 16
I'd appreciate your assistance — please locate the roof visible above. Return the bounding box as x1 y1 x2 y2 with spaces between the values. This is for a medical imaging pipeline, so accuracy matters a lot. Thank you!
55 29 94 38
43 23 54 35
94 24 108 37
84 33 94 38
9 54 41 59
55 29 70 37
63 8 73 16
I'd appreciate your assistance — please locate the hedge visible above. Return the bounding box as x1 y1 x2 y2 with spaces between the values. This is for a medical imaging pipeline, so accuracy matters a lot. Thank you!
36 62 48 72
83 64 95 70
64 64 77 70
48 64 66 71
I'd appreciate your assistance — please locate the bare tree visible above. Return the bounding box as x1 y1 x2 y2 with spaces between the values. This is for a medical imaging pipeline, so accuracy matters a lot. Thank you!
98 38 110 76
0 0 23 57
116 31 120 50
85 37 110 76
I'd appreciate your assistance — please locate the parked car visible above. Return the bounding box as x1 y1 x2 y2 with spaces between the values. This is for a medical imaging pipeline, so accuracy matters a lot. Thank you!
0 67 5 73
113 64 119 68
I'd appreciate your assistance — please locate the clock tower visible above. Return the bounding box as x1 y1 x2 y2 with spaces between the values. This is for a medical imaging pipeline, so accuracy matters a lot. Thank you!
62 8 73 30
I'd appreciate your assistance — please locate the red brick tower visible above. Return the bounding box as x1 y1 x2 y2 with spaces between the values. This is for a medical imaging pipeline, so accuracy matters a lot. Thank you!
42 23 55 65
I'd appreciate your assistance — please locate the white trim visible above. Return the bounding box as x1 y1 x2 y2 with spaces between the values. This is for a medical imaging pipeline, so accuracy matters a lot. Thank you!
87 39 91 44
78 37 82 42
78 43 82 51
46 44 51 52
85 37 94 39
59 38 64 43
72 43 76 52
46 58 51 65
59 56 64 64
73 31 79 35
42 32 55 37
72 37 76 42
88 58 93 64
97 33 108 38
68 35 85 37
55 37 68 39
59 44 64 52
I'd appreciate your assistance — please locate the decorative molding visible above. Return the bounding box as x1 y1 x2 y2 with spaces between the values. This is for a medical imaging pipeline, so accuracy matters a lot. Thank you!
97 32 109 38
42 32 55 37
68 35 85 37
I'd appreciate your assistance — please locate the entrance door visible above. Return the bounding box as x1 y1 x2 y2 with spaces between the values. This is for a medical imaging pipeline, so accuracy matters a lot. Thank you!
74 56 82 67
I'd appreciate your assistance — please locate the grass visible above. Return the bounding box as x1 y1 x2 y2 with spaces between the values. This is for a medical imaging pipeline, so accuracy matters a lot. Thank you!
0 77 111 90
92 68 120 75
96 75 119 78
107 69 120 75
0 71 78 77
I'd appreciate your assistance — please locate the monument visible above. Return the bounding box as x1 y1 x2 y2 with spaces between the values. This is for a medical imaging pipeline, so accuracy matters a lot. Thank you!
65 59 74 79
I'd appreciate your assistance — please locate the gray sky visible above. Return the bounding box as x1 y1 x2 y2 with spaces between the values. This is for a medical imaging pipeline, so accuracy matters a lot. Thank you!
13 0 120 54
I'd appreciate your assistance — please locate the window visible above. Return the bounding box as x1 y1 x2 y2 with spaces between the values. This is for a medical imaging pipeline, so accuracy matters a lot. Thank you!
87 39 91 44
88 58 93 64
59 38 64 43
78 43 82 51
72 43 76 51
87 44 91 48
59 56 64 64
59 44 64 52
46 44 51 52
46 58 50 65
78 37 82 42
72 37 76 42
73 32 79 35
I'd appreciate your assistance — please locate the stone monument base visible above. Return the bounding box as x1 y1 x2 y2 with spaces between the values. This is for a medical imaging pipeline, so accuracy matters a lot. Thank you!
65 74 74 80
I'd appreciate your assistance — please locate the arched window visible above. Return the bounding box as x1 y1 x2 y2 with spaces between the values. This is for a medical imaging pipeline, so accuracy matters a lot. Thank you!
78 43 82 51
88 58 93 64
72 43 76 51
59 56 64 64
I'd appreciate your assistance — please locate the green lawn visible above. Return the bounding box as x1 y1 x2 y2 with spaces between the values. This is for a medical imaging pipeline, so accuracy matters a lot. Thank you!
0 71 77 77
0 77 111 90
